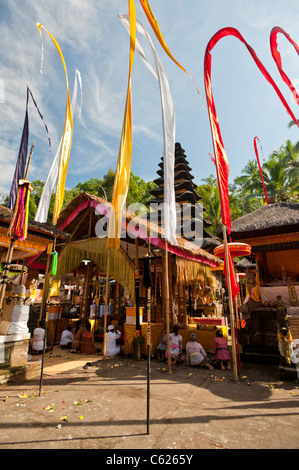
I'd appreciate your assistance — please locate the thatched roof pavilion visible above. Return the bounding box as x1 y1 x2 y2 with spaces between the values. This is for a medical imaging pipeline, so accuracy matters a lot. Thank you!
230 202 299 253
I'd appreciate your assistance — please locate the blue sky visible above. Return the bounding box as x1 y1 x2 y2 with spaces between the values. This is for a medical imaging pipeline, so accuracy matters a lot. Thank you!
0 0 298 198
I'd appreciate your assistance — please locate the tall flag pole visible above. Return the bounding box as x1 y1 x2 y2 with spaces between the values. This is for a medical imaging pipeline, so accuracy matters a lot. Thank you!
204 27 299 238
36 23 74 226
253 137 269 204
103 0 136 359
8 87 51 211
203 26 299 380
120 13 178 372
120 14 177 247
0 142 35 312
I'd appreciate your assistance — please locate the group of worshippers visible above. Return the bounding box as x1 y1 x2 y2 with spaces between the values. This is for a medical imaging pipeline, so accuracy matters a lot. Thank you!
32 320 122 357
156 325 231 371
59 322 122 356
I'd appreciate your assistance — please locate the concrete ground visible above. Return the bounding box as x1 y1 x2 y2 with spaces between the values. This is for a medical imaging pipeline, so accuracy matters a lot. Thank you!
0 344 299 451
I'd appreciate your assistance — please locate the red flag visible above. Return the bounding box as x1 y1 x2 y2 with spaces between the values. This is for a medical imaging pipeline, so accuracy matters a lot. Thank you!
270 27 299 106
204 27 299 235
223 244 239 301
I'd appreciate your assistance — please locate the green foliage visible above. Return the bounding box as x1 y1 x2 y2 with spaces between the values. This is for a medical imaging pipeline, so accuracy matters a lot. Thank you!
6 138 299 230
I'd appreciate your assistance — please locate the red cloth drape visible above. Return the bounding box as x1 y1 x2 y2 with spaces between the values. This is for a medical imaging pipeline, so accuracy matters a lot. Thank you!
204 27 299 235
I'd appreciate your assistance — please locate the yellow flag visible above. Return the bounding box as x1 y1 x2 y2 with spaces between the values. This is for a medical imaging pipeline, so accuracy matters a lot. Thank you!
36 23 73 225
107 0 136 249
139 0 204 104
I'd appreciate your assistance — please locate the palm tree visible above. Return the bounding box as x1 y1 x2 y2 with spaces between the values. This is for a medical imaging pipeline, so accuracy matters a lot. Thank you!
288 119 299 128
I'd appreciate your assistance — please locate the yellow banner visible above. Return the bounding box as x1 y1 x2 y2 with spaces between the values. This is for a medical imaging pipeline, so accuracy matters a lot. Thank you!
139 0 204 105
36 23 73 225
107 0 136 249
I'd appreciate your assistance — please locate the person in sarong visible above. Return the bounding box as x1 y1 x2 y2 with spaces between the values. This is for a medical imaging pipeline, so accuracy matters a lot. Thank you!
80 322 98 355
166 325 184 365
186 332 214 370
213 329 231 370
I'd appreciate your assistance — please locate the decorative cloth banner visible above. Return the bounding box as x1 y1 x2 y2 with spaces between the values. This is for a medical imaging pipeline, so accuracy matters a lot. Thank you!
270 26 299 106
204 27 299 236
8 87 51 211
176 256 208 286
119 14 177 246
36 23 74 226
107 0 136 250
8 180 32 241
138 0 205 107
35 69 82 224
55 237 135 300
253 137 269 204
222 243 239 301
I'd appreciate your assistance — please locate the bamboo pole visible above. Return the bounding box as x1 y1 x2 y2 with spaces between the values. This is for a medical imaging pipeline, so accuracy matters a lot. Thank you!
222 225 238 382
165 241 171 372
103 247 110 358
146 236 152 435
38 245 53 396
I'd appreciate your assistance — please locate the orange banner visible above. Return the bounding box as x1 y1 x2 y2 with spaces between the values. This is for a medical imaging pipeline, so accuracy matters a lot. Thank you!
107 0 136 249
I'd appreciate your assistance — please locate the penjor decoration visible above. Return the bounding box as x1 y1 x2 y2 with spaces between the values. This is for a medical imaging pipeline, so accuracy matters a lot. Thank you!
8 87 51 211
107 0 136 250
36 23 73 225
253 137 269 204
204 27 299 237
35 69 82 224
119 13 177 246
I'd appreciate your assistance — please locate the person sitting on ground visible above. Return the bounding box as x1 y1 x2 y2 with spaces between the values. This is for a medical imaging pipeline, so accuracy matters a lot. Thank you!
106 324 121 357
71 320 82 353
60 325 74 350
166 324 184 365
213 329 231 370
32 320 46 354
80 322 98 355
186 332 214 371
156 333 167 362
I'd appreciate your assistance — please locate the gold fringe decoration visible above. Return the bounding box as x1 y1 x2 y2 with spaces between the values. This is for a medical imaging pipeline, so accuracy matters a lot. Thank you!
175 257 213 286
55 237 135 300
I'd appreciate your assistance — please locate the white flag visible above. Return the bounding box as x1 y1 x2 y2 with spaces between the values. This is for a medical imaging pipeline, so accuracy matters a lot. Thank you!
119 14 177 246
35 69 82 224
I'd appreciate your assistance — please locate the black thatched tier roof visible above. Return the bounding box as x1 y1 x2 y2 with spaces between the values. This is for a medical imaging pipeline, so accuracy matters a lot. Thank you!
157 165 194 178
154 170 196 186
150 180 201 201
230 202 299 240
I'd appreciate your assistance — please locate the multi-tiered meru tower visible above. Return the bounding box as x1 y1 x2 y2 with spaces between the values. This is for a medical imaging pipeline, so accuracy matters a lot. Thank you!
147 142 219 251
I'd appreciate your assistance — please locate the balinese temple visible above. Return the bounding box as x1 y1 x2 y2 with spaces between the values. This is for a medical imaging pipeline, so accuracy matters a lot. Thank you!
148 142 219 252
230 202 299 373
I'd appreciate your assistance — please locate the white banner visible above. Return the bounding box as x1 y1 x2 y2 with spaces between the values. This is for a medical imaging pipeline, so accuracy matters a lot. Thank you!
119 14 177 246
35 69 82 224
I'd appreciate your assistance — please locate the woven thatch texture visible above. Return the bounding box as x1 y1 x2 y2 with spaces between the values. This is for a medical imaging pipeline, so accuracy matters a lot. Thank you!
55 237 135 300
231 203 299 235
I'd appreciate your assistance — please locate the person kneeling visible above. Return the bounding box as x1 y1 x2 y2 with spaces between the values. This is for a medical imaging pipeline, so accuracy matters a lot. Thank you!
186 332 214 371
60 325 74 350
106 324 121 357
